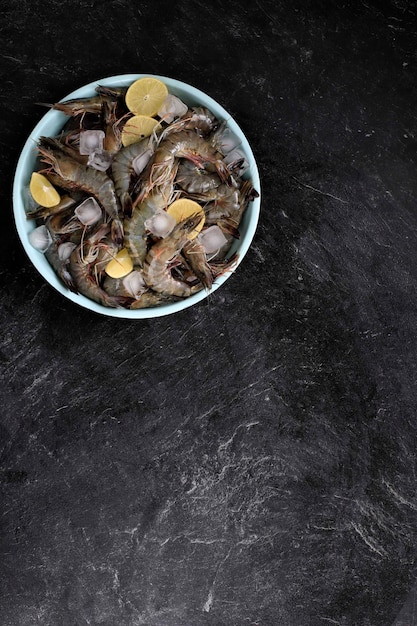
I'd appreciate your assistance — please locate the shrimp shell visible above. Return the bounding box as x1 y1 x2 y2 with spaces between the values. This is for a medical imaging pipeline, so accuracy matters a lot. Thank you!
38 136 124 245
142 214 205 297
68 226 131 308
111 138 152 216
182 239 214 290
138 130 231 201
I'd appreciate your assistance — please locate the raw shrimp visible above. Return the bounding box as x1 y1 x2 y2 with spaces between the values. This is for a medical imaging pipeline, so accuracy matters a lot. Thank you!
142 213 205 297
124 179 177 267
45 241 76 293
197 179 259 237
25 194 77 220
197 179 259 260
103 274 179 308
69 224 131 308
137 130 231 201
95 85 128 100
46 207 85 242
176 159 221 194
163 106 218 136
130 290 182 309
182 239 214 290
111 138 153 216
210 252 240 277
103 274 140 298
102 100 122 155
47 93 119 117
40 132 89 166
38 136 124 245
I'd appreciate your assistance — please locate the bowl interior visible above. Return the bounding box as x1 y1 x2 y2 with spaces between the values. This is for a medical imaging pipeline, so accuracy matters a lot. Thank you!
13 74 261 318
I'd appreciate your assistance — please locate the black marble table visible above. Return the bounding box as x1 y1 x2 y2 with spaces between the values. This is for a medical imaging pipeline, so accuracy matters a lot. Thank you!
2 1 417 624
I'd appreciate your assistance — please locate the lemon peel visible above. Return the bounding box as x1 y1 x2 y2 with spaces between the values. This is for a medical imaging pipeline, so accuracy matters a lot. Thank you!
121 115 159 147
125 77 168 117
29 172 60 208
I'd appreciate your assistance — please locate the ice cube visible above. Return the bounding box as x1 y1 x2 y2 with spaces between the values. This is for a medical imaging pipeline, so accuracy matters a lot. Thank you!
87 149 113 172
79 130 105 155
158 94 188 124
144 210 176 238
224 148 250 175
218 127 241 154
122 270 147 298
74 197 102 225
132 147 154 176
23 185 38 213
28 224 52 252
58 242 76 261
198 225 228 254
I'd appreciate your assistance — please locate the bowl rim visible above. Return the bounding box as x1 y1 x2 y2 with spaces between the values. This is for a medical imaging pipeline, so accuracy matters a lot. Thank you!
12 73 261 319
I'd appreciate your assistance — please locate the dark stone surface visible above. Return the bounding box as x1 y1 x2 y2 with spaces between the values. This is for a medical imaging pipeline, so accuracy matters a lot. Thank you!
1 1 417 624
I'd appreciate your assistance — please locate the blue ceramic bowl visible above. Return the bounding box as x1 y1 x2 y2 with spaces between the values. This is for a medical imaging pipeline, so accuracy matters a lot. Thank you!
13 74 261 318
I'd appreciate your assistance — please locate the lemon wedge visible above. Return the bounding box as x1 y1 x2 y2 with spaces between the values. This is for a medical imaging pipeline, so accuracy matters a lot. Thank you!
125 77 168 117
167 198 205 240
121 115 160 147
29 172 61 208
105 248 134 278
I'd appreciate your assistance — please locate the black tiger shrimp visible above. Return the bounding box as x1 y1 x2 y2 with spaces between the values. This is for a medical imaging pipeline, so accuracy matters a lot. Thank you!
142 213 205 297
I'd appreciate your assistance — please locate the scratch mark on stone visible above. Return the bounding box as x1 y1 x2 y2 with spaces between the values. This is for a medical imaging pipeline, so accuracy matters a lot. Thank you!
218 421 260 453
202 546 233 613
350 522 387 557
177 318 204 342
203 589 214 613
292 176 348 204
254 0 276 23
382 478 417 511
23 367 53 395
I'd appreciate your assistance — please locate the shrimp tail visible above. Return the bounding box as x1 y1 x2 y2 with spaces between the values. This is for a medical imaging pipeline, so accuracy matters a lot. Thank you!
180 151 231 185
111 295 136 308
211 253 239 278
240 179 260 202
217 218 241 239
121 192 133 218
182 240 214 290
111 216 124 247
95 85 127 99
62 267 78 293
214 159 234 185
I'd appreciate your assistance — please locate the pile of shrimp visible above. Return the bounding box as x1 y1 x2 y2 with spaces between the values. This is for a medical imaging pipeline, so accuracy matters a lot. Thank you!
26 82 259 309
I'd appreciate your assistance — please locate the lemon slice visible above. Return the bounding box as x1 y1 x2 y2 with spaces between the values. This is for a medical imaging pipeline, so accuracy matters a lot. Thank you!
105 248 134 278
125 77 168 117
121 115 159 147
29 172 61 208
167 198 205 240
